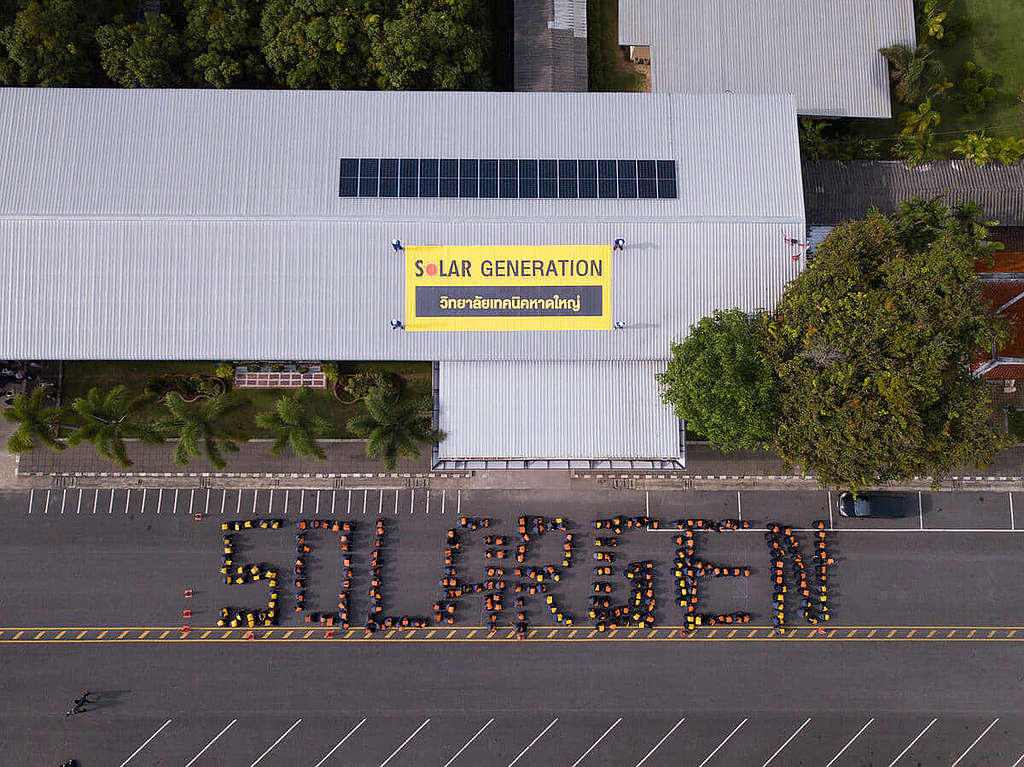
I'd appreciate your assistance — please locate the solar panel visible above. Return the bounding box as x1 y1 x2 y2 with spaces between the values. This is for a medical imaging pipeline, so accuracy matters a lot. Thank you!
338 158 677 199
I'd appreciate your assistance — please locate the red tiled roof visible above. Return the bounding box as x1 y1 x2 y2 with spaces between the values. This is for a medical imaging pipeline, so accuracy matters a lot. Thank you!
976 250 1024 273
983 363 1024 381
981 281 1024 311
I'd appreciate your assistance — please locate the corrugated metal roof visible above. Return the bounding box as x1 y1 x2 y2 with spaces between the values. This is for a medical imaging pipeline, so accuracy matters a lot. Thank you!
0 88 804 360
618 0 915 118
514 0 588 92
803 161 1024 226
438 360 678 459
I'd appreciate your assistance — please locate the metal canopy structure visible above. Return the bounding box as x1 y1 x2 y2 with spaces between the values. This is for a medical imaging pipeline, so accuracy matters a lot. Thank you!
618 0 915 118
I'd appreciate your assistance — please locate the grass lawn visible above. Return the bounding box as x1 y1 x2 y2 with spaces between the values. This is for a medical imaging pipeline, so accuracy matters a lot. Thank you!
1009 409 1024 444
61 361 432 440
587 0 646 92
835 0 1024 157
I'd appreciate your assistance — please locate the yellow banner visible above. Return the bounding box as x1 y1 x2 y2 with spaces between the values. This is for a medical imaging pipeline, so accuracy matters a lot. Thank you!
405 245 612 331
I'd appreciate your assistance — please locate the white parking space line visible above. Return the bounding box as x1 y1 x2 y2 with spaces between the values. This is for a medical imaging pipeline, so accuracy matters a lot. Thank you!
254 489 260 515
457 489 461 515
117 719 172 767
300 490 306 516
379 718 430 767
507 718 558 767
410 490 415 515
268 488 275 514
736 491 741 521
28 488 33 514
156 489 163 515
824 718 874 767
109 489 115 514
205 488 210 516
92 490 98 514
828 490 833 530
379 489 384 516
362 489 367 515
442 717 494 767
312 718 367 767
44 488 50 514
634 717 685 767
425 490 430 515
347 489 351 515
331 490 337 517
949 717 999 767
442 489 446 514
394 490 399 515
141 488 146 514
570 718 622 767
761 717 810 767
1012 751 1024 767
250 718 302 767
60 488 66 514
887 718 937 767
125 489 131 514
236 491 242 515
189 488 195 516
1011 493 1016 531
697 718 747 767
220 490 226 515
76 489 82 514
918 491 923 530
185 718 237 767
172 488 178 514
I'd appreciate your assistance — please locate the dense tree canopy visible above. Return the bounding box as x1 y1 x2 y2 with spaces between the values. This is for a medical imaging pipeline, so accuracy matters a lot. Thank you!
184 0 267 87
96 14 184 87
764 198 1008 489
0 0 95 85
657 309 780 451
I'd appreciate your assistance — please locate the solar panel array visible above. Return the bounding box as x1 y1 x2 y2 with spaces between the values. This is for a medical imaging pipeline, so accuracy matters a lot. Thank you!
338 159 677 199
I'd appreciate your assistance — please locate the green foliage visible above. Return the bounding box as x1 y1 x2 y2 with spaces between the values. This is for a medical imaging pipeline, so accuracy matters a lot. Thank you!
952 131 996 165
320 362 340 382
214 363 235 380
899 97 941 138
2 386 64 454
959 60 999 113
260 0 375 90
798 118 830 161
892 132 937 167
347 378 443 472
95 14 184 87
657 309 780 451
66 385 164 467
342 370 386 400
993 136 1024 165
185 0 267 87
159 391 242 469
764 199 1010 490
586 0 643 92
254 387 332 459
0 0 95 85
367 0 490 90
146 374 223 400
917 0 947 39
880 42 944 104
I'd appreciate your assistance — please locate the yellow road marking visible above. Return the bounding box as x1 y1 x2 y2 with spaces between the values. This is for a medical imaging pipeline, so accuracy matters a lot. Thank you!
968 629 976 638
545 629 556 638
35 631 45 639
201 631 211 639
407 630 416 639
609 630 617 638
488 630 496 638
728 629 737 638
386 630 395 639
159 631 169 639
303 630 313 638
138 631 149 639
426 630 435 639
907 630 916 638
708 629 717 638
0 631 3 638
847 629 857 637
283 630 293 639
988 630 996 638
76 631 87 639
948 630 956 638
467 630 477 639
629 630 638 638
828 629 837 638
1010 630 1016 638
345 630 355 638
55 631 66 639
569 629 578 638
787 629 797 637
588 630 597 638
647 629 657 638
221 630 231 639
447 630 456 639
263 630 272 639
928 630 936 638
13 632 24 639
807 629 816 638
98 631 107 639
887 629 897 638
507 630 516 639
747 629 758 638
867 629 877 638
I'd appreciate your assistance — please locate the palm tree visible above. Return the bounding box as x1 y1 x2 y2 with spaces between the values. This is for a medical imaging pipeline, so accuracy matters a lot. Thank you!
879 43 943 104
347 381 444 472
920 0 947 39
3 385 64 453
66 385 164 468
255 388 331 459
899 98 940 138
160 392 241 470
952 131 995 166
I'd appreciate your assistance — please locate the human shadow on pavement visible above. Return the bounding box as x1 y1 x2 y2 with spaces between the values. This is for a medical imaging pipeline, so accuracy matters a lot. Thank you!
85 690 130 710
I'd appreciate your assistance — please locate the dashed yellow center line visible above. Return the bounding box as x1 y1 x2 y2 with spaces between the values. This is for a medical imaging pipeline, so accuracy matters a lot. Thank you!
588 630 597 638
907 630 916 638
467 630 477 639
282 630 292 639
262 630 273 639
447 629 456 639
34 631 46 639
55 631 66 639
385 630 395 639
928 630 936 638
201 631 211 639
13 631 23 639
947 630 956 638
159 630 169 639
847 629 857 637
887 629 897 638
628 629 638 638
728 629 737 638
138 631 149 639
220 630 231 639
76 631 87 639
303 630 313 639
345 630 354 639
97 630 107 639
867 629 877 638
569 629 578 638
787 629 797 637
708 629 717 638
426 630 436 639
487 630 496 638
748 629 758 638
647 629 657 638
407 630 416 639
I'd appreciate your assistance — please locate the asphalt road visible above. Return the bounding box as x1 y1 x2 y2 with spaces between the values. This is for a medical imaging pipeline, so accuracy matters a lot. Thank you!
2 487 1023 766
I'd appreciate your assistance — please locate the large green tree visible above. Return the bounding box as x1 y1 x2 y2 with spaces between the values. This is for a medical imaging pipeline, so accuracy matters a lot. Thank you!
260 0 376 90
3 386 64 454
0 0 96 85
367 0 490 90
658 309 780 451
159 392 241 470
764 198 1009 489
66 385 164 468
254 388 331 459
184 0 267 87
879 42 943 104
95 14 185 87
347 379 443 472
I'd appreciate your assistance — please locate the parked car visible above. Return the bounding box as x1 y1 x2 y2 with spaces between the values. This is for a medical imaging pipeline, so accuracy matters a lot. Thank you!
836 491 907 518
